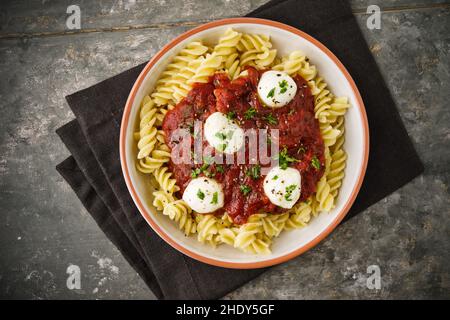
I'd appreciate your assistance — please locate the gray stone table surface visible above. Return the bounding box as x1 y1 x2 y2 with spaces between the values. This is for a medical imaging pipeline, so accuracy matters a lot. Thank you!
0 0 449 299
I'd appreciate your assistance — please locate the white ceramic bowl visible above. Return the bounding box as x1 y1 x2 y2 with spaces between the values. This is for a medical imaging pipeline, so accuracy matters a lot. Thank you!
120 18 369 269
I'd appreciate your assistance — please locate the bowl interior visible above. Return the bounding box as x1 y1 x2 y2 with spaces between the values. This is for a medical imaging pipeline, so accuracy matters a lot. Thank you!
123 21 366 266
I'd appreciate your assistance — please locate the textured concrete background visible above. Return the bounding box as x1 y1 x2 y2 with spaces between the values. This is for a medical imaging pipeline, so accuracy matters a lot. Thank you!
0 0 449 299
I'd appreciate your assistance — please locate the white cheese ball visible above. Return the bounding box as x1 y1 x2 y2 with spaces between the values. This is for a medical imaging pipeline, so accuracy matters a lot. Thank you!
182 177 224 213
204 112 244 154
257 71 297 108
263 166 302 209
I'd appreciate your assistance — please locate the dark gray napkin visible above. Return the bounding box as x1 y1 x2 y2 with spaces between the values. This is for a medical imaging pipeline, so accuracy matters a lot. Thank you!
56 0 424 299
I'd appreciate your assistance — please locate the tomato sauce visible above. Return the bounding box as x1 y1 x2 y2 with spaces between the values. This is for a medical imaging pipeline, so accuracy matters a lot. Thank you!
162 67 325 224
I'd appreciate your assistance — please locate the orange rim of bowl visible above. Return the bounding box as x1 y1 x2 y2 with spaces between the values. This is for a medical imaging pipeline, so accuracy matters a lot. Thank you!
120 17 370 269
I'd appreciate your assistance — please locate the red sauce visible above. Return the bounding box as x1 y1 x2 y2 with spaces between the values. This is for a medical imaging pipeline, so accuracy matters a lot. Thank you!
162 67 325 224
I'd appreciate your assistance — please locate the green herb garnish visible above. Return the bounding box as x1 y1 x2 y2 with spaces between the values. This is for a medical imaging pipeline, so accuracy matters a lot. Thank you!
245 165 261 180
197 189 205 200
265 113 278 125
216 165 225 174
272 175 279 180
204 170 215 178
215 130 234 142
217 143 228 152
244 107 257 120
279 80 288 94
273 147 299 170
204 156 214 164
191 157 214 178
191 168 201 178
210 192 218 205
240 185 252 196
200 162 209 172
267 87 276 98
226 111 236 120
215 132 227 140
284 184 297 201
311 156 321 170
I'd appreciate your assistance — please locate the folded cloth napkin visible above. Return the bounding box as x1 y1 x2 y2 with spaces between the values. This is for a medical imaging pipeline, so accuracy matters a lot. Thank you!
56 0 424 299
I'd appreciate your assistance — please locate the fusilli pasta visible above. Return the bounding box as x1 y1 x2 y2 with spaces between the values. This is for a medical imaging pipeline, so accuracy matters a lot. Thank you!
135 29 349 255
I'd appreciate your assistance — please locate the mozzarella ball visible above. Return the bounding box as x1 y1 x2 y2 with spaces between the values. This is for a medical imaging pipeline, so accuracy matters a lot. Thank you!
204 112 244 154
257 71 297 108
263 166 302 209
182 177 224 213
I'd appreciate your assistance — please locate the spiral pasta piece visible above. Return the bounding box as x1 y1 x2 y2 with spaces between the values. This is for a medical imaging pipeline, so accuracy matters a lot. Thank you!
136 96 159 159
273 51 306 75
169 58 203 103
155 104 175 126
327 118 347 198
327 97 350 124
151 41 208 105
163 200 197 236
237 33 276 68
196 214 221 246
137 143 171 174
331 116 345 153
152 166 180 194
299 61 317 81
315 175 334 212
211 28 243 80
319 122 341 147
152 190 175 211
218 227 239 246
261 213 290 238
188 53 223 84
285 199 313 229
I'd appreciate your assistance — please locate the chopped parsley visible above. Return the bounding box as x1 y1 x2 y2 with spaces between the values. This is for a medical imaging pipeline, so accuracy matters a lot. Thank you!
197 189 205 200
191 158 214 178
272 175 279 180
240 185 252 196
284 184 297 201
226 111 236 120
267 87 276 98
216 165 225 174
279 80 288 94
217 143 228 152
311 156 321 170
215 130 234 141
204 170 215 178
210 192 218 204
215 132 227 140
203 156 214 164
191 167 201 178
273 147 299 170
245 165 261 180
264 113 278 125
244 107 257 120
200 162 209 172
